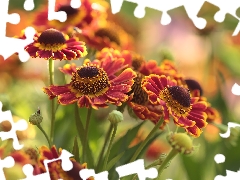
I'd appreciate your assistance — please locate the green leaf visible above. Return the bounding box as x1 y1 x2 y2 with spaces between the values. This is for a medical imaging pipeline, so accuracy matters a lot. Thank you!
106 151 125 171
109 121 145 160
108 131 162 179
72 136 80 162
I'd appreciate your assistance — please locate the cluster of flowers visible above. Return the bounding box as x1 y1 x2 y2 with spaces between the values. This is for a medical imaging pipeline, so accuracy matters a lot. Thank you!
1 0 222 179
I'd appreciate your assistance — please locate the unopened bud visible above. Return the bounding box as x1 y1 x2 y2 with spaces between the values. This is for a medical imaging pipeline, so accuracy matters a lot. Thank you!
29 110 43 125
167 132 194 155
107 110 123 125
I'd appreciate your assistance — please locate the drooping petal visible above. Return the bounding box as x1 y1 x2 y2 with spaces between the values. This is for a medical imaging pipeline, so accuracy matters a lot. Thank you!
48 85 71 95
58 92 78 105
42 87 56 99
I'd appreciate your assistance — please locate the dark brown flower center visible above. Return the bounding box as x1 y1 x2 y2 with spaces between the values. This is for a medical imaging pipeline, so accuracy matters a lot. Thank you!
185 79 203 96
70 64 110 97
38 28 66 45
95 28 120 45
168 86 191 107
160 86 192 117
25 148 38 162
132 54 145 71
128 72 148 105
77 66 99 78
58 5 79 16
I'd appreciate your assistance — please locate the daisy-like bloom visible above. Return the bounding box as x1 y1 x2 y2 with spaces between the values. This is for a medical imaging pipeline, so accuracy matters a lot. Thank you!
0 147 40 179
140 60 186 86
127 58 185 123
95 48 132 71
73 20 134 51
33 0 108 32
185 79 220 123
142 74 208 137
43 54 136 109
37 145 93 180
24 28 87 60
127 72 162 122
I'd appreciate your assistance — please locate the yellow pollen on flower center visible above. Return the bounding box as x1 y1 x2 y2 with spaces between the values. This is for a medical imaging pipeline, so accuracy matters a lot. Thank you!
128 72 148 105
159 86 192 117
131 54 145 71
70 64 110 97
95 28 121 45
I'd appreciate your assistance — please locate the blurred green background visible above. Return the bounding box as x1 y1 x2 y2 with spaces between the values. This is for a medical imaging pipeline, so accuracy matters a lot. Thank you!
1 0 240 180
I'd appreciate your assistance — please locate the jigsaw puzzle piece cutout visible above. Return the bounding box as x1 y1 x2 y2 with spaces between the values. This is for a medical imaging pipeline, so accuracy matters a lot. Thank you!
0 0 36 62
0 156 14 180
236 7 240 18
195 1 220 34
79 169 108 180
0 0 20 38
181 0 208 29
115 159 158 180
48 0 67 22
21 149 74 179
110 0 207 28
0 26 35 62
21 164 51 180
24 0 35 11
0 102 28 150
197 1 239 35
165 5 196 30
205 0 240 23
214 153 240 180
70 0 81 9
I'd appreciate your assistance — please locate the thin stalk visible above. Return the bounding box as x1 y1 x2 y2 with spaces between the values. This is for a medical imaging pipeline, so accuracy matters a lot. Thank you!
37 124 51 148
48 58 55 144
130 118 164 162
96 124 114 172
103 125 118 171
132 159 162 180
82 108 92 162
157 148 178 179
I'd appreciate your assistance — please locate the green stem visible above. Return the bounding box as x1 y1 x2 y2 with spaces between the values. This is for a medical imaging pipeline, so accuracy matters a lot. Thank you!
48 58 54 85
37 124 51 148
48 58 55 145
157 148 178 179
96 124 114 172
130 118 164 162
103 125 117 171
82 108 92 162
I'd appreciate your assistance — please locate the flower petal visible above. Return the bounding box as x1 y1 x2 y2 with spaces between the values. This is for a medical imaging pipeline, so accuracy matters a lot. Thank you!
59 63 77 75
58 92 78 105
49 85 71 95
111 68 136 85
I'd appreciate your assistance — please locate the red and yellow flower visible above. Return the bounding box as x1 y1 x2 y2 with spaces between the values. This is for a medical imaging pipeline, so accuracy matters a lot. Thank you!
43 51 136 109
33 0 108 33
142 74 208 137
73 20 134 51
126 58 185 124
37 145 93 180
23 28 87 60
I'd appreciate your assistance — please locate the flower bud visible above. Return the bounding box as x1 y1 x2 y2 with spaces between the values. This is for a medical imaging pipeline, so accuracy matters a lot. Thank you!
167 132 194 155
107 110 123 125
29 110 43 125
